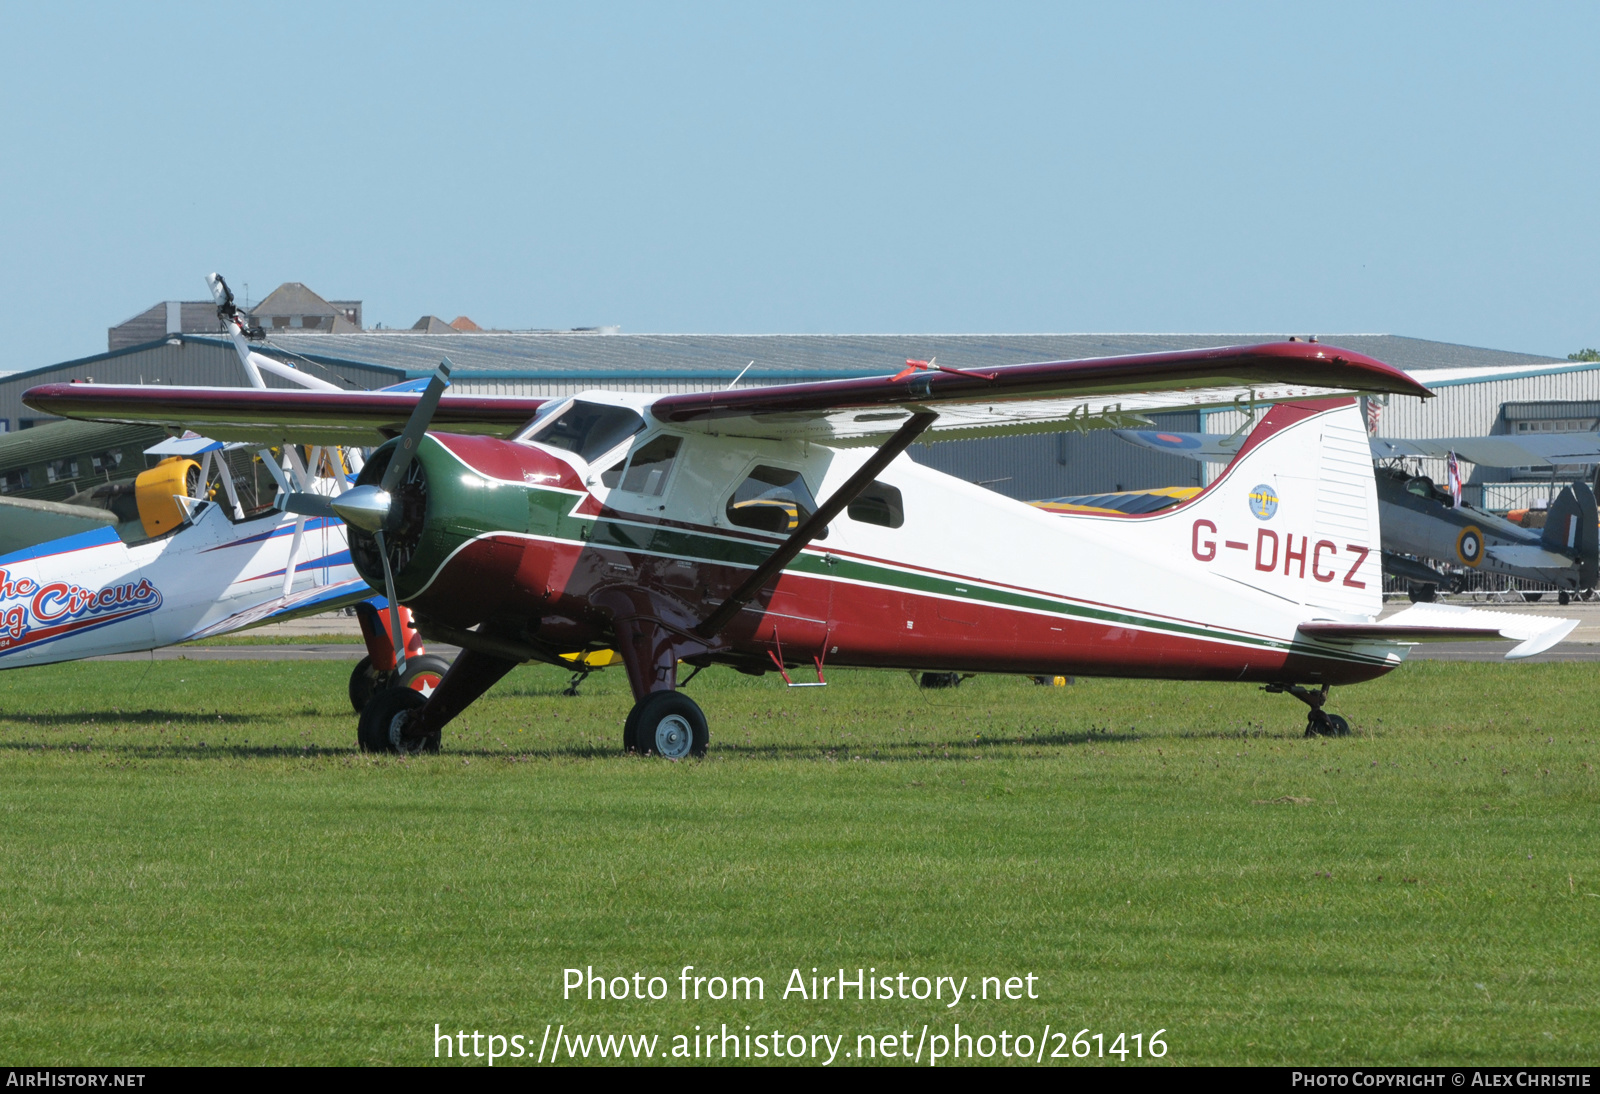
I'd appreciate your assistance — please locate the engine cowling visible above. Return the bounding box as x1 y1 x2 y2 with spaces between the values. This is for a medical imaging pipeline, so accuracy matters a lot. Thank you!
346 433 585 632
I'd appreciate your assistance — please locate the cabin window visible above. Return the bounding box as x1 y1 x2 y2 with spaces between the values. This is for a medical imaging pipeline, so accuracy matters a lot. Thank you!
0 468 30 494
601 434 681 495
46 458 80 484
848 481 904 528
525 401 646 463
725 465 820 535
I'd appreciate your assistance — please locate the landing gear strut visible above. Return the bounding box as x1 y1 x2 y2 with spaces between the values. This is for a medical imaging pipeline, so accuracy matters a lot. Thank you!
1263 682 1351 737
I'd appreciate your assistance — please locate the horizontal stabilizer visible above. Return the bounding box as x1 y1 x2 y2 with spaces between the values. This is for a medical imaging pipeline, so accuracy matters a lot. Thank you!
1486 544 1581 571
1298 603 1578 660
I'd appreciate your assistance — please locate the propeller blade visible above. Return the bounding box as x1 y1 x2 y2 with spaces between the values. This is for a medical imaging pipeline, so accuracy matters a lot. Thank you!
373 528 407 678
379 359 452 496
281 492 338 518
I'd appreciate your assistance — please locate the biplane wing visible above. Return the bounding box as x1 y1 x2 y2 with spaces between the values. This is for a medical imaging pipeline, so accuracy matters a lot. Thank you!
25 342 1429 449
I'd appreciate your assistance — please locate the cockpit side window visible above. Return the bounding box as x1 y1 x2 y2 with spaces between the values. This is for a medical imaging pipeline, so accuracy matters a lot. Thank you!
524 401 646 463
847 481 904 528
725 465 820 535
600 434 682 495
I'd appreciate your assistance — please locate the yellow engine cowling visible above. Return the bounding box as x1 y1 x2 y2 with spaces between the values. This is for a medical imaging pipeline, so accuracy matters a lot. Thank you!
134 457 200 537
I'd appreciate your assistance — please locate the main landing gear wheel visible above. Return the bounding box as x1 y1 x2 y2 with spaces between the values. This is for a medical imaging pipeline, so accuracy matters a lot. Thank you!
628 692 709 760
396 654 451 698
357 687 438 754
349 656 383 712
349 654 453 713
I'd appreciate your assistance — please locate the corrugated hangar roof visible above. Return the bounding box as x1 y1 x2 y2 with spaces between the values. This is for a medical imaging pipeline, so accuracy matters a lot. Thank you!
187 330 1566 381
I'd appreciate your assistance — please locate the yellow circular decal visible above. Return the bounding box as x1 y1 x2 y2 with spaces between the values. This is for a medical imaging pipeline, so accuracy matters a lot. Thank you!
1456 525 1483 568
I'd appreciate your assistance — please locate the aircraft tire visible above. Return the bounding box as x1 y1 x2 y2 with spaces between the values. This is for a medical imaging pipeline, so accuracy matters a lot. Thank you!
919 672 962 689
1560 590 1571 606
630 692 709 760
622 705 641 754
1325 714 1351 737
396 654 451 698
349 656 385 713
357 687 436 754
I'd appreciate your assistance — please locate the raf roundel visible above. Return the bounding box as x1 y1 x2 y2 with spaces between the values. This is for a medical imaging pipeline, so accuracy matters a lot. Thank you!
1248 484 1279 521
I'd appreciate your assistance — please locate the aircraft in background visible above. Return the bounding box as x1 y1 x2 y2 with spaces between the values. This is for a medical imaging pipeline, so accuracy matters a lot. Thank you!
0 275 449 704
1115 428 1600 602
27 342 1577 752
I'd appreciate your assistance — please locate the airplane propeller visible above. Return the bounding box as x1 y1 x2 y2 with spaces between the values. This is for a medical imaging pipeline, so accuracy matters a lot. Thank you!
278 359 453 677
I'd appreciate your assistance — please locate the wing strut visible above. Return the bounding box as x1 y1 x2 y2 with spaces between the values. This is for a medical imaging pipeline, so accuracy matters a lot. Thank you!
693 411 937 640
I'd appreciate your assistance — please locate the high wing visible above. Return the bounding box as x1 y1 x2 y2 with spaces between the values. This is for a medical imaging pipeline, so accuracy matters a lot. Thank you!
20 384 549 448
650 342 1429 445
25 342 1427 449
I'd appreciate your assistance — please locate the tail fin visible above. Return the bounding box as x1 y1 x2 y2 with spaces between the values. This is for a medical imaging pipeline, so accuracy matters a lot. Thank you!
1542 481 1599 587
1177 398 1381 616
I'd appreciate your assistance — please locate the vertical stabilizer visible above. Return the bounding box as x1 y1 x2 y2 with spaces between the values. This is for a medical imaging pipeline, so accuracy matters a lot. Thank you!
1542 482 1599 588
1177 398 1381 617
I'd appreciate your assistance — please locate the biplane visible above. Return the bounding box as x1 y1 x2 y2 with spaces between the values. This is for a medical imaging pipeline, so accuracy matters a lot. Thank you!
0 276 448 705
25 341 1576 754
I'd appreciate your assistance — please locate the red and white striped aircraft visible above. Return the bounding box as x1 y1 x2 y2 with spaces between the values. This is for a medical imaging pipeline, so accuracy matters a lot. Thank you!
25 342 1574 756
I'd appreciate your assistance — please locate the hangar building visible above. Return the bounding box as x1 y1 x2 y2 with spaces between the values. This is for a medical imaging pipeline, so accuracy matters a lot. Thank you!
2 287 1594 507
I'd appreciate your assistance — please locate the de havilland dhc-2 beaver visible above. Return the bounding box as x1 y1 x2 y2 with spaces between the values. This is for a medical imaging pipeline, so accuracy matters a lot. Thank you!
25 339 1578 756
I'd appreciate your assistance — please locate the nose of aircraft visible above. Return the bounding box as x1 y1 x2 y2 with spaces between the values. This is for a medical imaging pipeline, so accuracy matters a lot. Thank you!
330 484 394 532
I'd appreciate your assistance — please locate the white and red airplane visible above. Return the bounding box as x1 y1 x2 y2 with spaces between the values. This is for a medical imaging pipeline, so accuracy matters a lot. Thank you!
0 276 449 705
24 342 1575 755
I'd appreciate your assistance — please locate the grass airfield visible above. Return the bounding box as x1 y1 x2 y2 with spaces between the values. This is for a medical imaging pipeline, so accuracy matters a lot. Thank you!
0 657 1595 1066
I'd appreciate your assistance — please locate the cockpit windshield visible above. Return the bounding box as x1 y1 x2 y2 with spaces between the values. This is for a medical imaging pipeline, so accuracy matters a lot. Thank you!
521 401 646 464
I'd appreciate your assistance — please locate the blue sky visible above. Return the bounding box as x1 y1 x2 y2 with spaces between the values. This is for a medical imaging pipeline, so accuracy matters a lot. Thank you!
1 2 1596 369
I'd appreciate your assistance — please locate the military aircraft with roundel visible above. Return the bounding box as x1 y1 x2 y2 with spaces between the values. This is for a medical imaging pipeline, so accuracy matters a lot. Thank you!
24 341 1578 755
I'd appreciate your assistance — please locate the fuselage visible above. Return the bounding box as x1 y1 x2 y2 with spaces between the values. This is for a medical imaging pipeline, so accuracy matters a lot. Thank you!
366 397 1405 688
0 501 361 668
1375 467 1584 588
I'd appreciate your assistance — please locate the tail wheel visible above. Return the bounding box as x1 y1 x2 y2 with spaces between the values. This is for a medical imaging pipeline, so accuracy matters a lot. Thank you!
397 653 452 698
349 655 385 713
357 687 436 754
1306 711 1351 738
630 692 709 760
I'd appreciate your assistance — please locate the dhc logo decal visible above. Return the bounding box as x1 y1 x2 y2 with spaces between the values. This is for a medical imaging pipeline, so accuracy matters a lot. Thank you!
1248 484 1279 521
0 567 163 656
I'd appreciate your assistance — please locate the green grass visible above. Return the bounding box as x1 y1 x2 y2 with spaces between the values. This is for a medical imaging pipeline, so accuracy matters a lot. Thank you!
0 659 1595 1066
180 633 365 646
